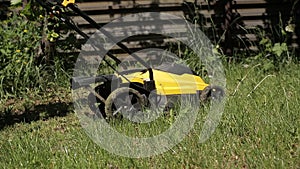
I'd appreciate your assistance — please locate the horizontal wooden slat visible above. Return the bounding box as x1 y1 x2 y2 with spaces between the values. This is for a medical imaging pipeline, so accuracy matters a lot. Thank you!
50 0 300 56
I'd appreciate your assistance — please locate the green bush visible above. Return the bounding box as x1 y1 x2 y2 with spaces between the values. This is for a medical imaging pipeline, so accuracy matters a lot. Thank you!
0 13 43 98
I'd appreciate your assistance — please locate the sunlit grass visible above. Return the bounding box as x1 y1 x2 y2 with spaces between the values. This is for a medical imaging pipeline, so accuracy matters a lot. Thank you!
0 63 299 168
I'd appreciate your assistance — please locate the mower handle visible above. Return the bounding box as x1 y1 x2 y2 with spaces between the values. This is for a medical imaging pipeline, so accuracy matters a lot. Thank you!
71 75 114 89
36 0 156 91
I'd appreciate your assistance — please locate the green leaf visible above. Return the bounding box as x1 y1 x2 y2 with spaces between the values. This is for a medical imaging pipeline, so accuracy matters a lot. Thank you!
272 43 288 57
10 0 22 5
263 61 274 71
259 38 270 45
0 49 7 56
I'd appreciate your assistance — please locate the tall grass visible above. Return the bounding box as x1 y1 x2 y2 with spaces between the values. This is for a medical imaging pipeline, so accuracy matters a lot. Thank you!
0 62 299 168
0 14 43 98
0 12 72 114
0 2 299 167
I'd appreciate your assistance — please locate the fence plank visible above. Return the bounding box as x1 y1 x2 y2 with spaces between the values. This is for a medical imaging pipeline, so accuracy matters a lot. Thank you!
3 0 298 55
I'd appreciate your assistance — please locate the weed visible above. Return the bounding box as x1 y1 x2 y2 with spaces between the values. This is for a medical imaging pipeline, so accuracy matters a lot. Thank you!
0 13 43 98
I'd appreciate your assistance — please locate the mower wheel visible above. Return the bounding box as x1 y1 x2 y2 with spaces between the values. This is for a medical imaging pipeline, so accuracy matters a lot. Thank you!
200 86 224 102
105 87 146 118
88 92 106 118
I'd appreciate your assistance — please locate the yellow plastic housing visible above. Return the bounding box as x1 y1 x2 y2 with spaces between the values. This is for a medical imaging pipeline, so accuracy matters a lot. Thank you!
118 69 209 95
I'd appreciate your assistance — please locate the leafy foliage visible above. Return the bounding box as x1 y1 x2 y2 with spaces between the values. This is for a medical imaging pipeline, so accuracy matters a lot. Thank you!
0 13 43 97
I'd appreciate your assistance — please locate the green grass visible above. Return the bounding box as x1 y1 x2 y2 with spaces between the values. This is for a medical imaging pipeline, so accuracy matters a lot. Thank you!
0 63 299 168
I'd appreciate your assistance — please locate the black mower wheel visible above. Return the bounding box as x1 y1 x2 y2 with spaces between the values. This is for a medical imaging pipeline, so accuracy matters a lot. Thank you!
87 84 112 118
87 92 106 118
105 87 146 118
200 86 224 102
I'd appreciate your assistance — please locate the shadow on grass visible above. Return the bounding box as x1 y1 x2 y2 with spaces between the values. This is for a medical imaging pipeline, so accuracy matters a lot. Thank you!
0 102 73 130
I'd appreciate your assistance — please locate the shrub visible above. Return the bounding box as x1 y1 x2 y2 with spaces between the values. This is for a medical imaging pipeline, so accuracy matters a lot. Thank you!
0 13 43 98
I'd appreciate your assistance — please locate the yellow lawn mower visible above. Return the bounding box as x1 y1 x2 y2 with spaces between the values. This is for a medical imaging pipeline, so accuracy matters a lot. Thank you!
37 0 224 118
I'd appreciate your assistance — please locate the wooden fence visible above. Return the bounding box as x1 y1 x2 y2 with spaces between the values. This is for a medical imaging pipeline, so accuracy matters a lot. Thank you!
68 0 299 56
1 0 299 56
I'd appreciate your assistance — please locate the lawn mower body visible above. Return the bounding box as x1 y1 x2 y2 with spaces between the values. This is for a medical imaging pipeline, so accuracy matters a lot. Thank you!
118 67 209 96
38 0 223 117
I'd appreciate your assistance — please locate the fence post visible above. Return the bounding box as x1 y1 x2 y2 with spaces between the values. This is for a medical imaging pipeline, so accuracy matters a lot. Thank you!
223 0 233 55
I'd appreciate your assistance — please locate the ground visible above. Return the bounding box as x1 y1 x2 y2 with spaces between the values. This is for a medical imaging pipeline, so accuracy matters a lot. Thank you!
0 63 299 168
